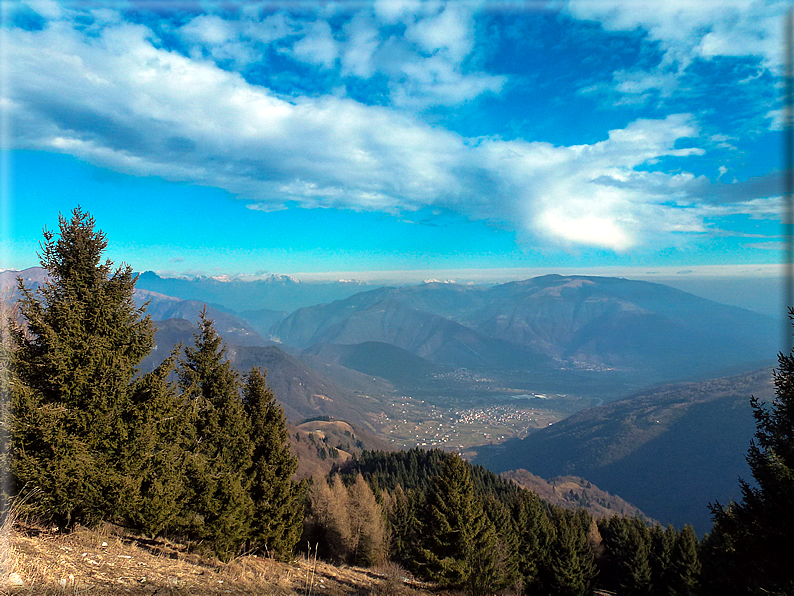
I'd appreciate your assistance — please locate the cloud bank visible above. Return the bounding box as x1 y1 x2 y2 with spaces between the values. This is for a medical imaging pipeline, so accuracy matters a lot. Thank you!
4 1 784 252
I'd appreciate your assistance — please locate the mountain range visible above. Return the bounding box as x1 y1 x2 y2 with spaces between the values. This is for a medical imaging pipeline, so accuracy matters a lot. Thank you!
271 275 778 382
134 270 373 313
5 268 778 383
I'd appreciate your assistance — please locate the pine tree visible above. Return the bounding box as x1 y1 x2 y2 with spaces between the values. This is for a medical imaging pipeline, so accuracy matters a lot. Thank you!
243 367 304 560
11 208 154 528
420 453 499 595
178 311 253 559
0 310 15 516
123 351 189 538
541 510 598 596
648 524 676 596
707 314 794 595
668 525 700 596
480 494 520 593
512 489 555 593
384 484 421 571
598 516 651 596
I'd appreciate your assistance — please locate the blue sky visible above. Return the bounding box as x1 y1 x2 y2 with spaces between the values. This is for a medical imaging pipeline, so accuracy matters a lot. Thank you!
1 0 789 285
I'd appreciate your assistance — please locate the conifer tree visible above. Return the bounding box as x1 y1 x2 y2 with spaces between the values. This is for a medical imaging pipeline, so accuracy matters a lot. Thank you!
512 489 555 592
420 453 499 595
384 484 421 570
598 516 652 596
668 525 700 596
123 351 189 538
648 524 676 596
707 313 794 595
243 367 304 560
178 311 253 559
306 475 353 562
481 494 520 593
541 510 598 596
0 312 14 515
11 208 154 528
347 473 387 567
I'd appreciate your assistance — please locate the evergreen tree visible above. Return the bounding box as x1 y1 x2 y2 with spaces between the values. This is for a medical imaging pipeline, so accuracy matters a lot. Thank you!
123 351 189 538
384 484 422 571
598 516 651 596
540 510 598 596
648 524 676 596
481 494 521 593
707 314 794 595
11 208 154 528
512 489 555 593
668 525 700 596
178 311 253 559
243 367 304 560
0 310 15 515
420 453 499 595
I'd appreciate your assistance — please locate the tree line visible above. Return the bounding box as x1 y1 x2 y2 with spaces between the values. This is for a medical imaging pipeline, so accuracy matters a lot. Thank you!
313 447 701 596
2 207 793 595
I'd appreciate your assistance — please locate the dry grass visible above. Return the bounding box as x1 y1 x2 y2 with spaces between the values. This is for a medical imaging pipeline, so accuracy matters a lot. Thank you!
0 523 446 596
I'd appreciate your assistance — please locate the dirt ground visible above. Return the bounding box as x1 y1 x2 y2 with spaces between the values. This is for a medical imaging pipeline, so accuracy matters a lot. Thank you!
0 523 438 596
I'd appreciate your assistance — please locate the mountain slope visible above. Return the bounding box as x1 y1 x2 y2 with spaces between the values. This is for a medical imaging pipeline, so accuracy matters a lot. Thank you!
142 319 392 431
301 341 446 385
501 469 649 520
474 367 773 533
136 289 266 347
272 275 779 381
226 345 385 431
461 275 778 378
273 290 546 368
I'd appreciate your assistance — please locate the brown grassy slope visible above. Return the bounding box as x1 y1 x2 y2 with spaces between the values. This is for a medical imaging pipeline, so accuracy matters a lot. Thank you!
289 419 393 480
2 523 435 596
502 469 649 521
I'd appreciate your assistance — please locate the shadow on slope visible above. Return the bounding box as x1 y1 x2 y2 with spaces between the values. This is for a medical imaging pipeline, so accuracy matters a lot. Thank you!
474 368 773 534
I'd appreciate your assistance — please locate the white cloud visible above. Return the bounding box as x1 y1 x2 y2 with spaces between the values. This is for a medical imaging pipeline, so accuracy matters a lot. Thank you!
568 0 785 67
373 0 422 24
281 1 504 108
181 15 235 46
341 13 379 77
292 20 339 68
406 3 474 62
6 11 765 252
567 0 787 104
176 11 295 69
24 0 64 20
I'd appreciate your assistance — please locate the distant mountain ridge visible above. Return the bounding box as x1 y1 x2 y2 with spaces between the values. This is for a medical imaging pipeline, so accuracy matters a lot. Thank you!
272 275 779 381
135 270 376 313
135 289 266 347
7 268 779 382
273 288 547 369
